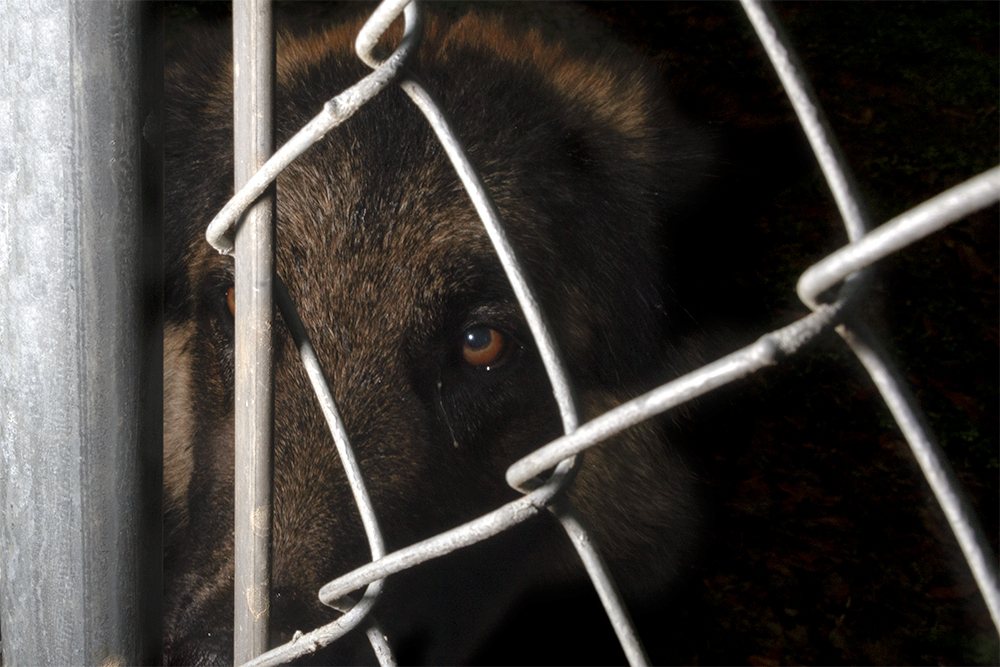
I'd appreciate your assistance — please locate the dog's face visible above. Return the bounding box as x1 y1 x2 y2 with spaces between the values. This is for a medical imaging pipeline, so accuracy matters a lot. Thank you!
164 10 703 665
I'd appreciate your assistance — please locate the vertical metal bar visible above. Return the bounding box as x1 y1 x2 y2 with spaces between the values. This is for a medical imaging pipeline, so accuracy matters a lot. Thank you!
0 1 162 665
233 0 275 662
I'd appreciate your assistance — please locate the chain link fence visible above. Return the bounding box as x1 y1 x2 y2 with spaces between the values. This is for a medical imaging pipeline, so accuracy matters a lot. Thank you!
210 1 998 665
1 1 996 665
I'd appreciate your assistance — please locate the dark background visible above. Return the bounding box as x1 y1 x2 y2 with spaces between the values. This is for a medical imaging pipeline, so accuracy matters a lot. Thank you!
476 3 999 665
166 2 999 664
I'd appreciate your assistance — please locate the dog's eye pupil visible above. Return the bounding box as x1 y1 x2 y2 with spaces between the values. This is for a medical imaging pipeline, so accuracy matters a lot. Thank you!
461 326 507 369
227 287 235 316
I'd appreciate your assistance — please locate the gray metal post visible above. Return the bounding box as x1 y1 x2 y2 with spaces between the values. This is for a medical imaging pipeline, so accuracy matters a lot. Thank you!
0 1 163 665
233 0 276 662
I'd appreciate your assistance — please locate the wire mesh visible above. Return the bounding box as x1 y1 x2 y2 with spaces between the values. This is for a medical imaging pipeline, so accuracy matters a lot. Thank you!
199 1 999 665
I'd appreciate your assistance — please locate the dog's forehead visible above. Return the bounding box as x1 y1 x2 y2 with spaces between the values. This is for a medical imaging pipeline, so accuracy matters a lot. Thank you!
277 147 495 264
269 149 508 331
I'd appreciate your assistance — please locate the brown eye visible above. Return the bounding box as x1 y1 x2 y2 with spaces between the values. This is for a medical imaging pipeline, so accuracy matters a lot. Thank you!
227 287 235 316
461 326 507 369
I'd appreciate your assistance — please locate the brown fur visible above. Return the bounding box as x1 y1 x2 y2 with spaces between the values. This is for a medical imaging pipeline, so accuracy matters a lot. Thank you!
164 7 706 664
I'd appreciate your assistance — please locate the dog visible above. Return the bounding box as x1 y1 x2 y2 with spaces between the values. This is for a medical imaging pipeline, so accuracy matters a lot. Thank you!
163 5 707 664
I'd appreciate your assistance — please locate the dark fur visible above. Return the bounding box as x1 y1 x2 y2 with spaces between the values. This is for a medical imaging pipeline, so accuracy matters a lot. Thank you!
164 8 706 664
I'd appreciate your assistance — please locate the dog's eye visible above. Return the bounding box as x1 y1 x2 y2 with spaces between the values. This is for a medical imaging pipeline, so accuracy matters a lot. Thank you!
461 326 509 369
226 287 235 316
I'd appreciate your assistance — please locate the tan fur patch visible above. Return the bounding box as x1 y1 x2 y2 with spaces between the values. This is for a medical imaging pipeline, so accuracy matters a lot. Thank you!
164 321 196 524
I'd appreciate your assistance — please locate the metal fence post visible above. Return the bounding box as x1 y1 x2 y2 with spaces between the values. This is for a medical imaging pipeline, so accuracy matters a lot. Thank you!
233 0 276 662
0 1 163 664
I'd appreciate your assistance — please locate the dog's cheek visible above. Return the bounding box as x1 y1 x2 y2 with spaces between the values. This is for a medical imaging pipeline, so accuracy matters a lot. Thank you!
565 390 702 598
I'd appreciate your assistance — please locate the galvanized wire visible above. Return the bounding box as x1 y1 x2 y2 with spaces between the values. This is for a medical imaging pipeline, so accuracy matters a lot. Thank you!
241 278 394 667
393 66 656 665
207 0 422 256
228 2 589 664
210 1 1000 665
797 167 1000 309
506 301 847 490
741 0 1000 636
377 18 666 667
840 318 1000 632
229 2 422 665
739 0 868 243
549 498 650 666
395 75 581 454
317 459 575 606
243 587 381 667
272 276 388 605
359 5 661 662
